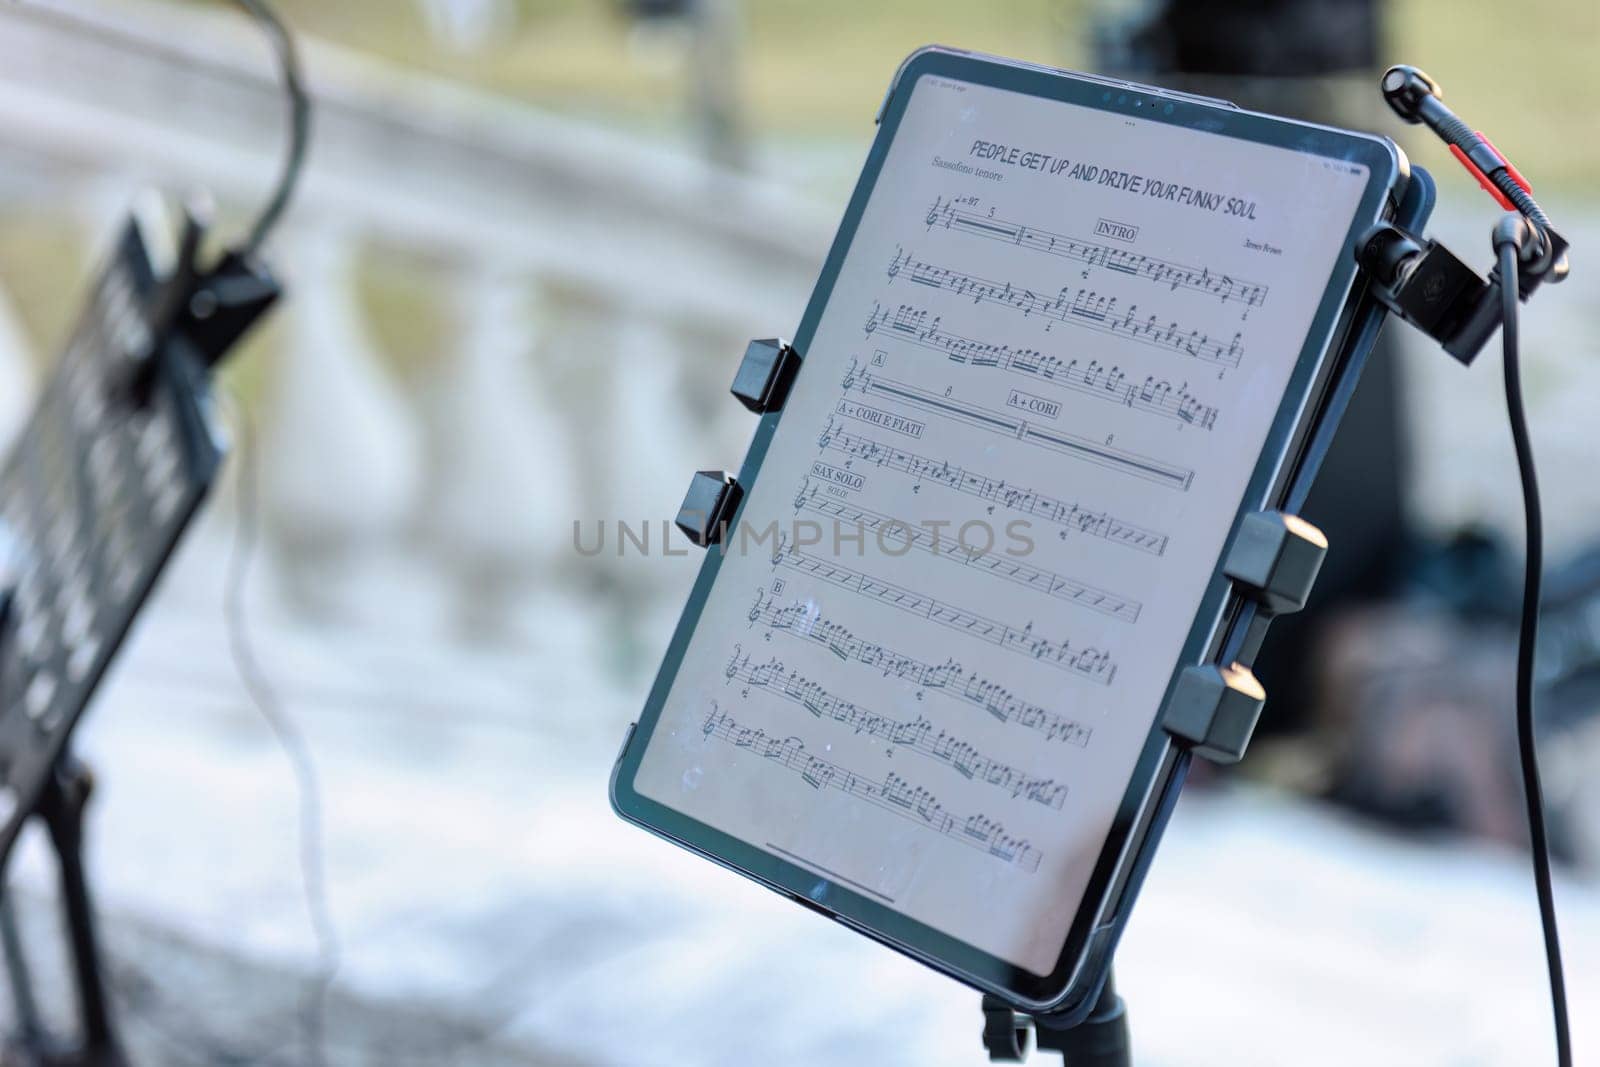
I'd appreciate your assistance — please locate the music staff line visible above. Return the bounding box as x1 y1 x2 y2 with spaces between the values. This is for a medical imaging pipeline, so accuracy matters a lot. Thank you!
925 195 1269 308
845 367 1195 491
876 251 1244 369
772 538 1114 681
794 480 1142 625
703 706 1044 873
722 645 1070 810
817 422 1168 556
871 293 1220 430
749 585 1107 720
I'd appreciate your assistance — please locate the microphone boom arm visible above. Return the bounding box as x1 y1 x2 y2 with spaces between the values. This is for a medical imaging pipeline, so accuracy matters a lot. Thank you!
1358 64 1567 366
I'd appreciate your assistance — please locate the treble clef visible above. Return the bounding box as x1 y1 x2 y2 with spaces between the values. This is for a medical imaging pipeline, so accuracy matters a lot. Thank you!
794 477 812 512
748 587 765 626
817 415 836 450
725 644 743 681
702 701 720 737
887 246 903 281
841 356 859 390
771 531 788 568
925 196 941 229
863 303 882 337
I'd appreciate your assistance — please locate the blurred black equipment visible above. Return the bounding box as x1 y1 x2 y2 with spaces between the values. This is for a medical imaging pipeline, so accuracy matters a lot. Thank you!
619 0 694 18
1092 0 1404 736
1356 64 1573 1067
1094 0 1379 79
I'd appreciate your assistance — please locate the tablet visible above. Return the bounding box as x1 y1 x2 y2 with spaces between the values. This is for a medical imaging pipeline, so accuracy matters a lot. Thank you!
612 46 1405 1011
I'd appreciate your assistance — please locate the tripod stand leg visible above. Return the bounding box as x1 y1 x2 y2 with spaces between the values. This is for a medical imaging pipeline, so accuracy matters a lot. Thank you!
35 762 120 1065
1 883 46 1044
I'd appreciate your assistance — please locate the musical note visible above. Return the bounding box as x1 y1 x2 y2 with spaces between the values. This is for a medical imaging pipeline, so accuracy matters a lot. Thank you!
872 298 1220 430
821 427 1168 555
775 541 1116 679
725 643 746 681
925 197 1269 307
863 304 880 336
724 652 1071 809
816 415 838 450
879 252 1245 368
855 370 1195 490
794 493 1141 623
701 706 1045 872
754 593 1105 725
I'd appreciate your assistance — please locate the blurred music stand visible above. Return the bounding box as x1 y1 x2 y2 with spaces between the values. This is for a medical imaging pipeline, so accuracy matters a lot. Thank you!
0 197 278 1067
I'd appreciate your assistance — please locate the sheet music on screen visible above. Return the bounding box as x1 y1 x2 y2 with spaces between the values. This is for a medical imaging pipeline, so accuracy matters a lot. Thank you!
635 73 1368 975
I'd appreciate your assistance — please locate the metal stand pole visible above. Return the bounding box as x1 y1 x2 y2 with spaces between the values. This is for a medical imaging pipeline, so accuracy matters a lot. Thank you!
982 968 1131 1066
1033 973 1131 1067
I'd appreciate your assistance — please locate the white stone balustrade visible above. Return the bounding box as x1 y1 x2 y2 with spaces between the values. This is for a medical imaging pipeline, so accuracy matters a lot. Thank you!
0 0 831 624
259 224 424 615
0 284 33 453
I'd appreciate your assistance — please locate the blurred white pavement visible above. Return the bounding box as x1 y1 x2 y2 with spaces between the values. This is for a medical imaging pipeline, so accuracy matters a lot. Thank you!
1 505 1596 1067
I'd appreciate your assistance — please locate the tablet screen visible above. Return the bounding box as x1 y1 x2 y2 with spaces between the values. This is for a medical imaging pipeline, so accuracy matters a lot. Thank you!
628 69 1373 977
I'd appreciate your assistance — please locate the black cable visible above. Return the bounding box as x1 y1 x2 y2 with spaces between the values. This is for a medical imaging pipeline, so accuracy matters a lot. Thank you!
222 396 341 1067
1497 238 1572 1067
228 0 311 254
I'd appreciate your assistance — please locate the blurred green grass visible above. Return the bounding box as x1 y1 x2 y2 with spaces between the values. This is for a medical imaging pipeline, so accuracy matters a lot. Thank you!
263 0 1597 190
